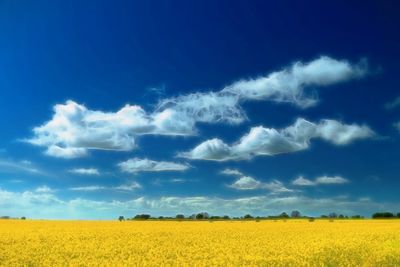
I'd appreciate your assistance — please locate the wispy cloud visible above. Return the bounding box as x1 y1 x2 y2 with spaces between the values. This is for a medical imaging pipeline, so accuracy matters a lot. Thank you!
385 96 400 110
35 185 56 193
0 158 43 175
118 158 189 173
69 182 141 192
292 175 349 186
179 118 374 161
69 168 100 176
220 168 243 177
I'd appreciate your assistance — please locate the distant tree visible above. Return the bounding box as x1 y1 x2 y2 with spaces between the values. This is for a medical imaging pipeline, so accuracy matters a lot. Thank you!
195 212 209 220
196 213 204 220
222 215 230 220
134 214 151 220
329 212 337 218
210 216 221 220
351 215 363 219
158 216 164 220
320 215 328 219
243 214 253 219
118 216 125 221
397 213 400 218
279 212 289 218
176 214 185 220
0 216 10 220
290 210 301 218
338 214 344 219
20 216 26 220
372 212 395 218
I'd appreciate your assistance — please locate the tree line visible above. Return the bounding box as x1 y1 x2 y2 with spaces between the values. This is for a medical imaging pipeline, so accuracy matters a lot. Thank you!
118 210 400 221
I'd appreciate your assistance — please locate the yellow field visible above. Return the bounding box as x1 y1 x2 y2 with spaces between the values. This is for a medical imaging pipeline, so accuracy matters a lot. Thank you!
1 220 400 266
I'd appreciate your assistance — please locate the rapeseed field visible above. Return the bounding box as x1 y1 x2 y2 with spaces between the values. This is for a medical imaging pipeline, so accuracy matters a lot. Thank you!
0 219 399 266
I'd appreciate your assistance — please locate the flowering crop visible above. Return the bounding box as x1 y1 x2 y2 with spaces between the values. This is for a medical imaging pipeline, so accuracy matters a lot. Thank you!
0 219 399 266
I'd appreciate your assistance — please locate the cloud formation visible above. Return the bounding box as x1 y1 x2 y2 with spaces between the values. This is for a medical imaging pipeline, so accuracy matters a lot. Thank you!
26 56 367 158
222 56 367 108
179 118 374 161
69 168 100 175
118 158 189 173
292 175 349 186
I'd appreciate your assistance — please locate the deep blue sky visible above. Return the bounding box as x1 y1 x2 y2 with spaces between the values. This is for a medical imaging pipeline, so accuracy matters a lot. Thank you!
0 0 399 219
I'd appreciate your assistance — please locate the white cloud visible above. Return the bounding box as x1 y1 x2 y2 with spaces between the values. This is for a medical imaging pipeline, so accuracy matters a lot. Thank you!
179 118 374 161
220 168 243 176
35 185 55 193
26 56 368 158
113 182 141 191
228 175 293 194
315 175 349 184
69 185 105 192
118 158 189 173
69 182 141 192
292 176 316 186
69 168 100 175
223 56 367 108
292 175 349 186
229 176 262 190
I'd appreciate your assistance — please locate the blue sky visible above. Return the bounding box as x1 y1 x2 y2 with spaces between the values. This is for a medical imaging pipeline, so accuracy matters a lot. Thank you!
0 1 399 219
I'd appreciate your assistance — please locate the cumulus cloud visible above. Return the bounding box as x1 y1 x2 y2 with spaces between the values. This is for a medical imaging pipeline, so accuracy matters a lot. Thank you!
228 176 293 193
179 118 374 161
292 175 349 186
118 158 189 173
69 182 141 192
26 56 367 158
69 168 100 175
223 56 367 108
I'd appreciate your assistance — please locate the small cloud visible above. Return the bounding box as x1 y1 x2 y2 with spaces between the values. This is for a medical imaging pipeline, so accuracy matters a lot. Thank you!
35 186 56 193
228 176 292 194
69 185 105 192
69 182 141 192
0 158 42 174
220 168 243 177
118 158 189 173
394 122 400 132
385 96 400 110
113 182 141 191
69 168 100 176
292 175 349 186
292 176 316 186
315 175 349 184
